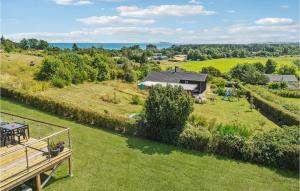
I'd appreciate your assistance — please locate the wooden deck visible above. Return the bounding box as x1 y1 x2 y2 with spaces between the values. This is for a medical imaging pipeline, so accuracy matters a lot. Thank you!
0 138 72 191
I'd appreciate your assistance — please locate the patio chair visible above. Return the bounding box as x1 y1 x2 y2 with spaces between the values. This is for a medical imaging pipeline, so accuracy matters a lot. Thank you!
15 128 27 144
1 129 12 146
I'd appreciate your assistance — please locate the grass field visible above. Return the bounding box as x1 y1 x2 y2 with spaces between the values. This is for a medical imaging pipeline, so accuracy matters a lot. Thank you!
160 56 299 72
1 52 279 131
1 98 298 191
36 81 278 131
193 96 278 131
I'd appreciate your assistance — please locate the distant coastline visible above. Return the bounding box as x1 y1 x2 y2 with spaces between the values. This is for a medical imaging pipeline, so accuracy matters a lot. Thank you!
49 42 173 50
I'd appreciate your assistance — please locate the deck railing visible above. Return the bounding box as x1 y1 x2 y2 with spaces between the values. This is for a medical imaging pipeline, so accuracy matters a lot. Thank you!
0 112 72 181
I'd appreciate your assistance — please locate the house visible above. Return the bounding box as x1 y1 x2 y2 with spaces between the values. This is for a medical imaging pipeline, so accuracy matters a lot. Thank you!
148 53 168 60
265 74 298 84
139 67 208 94
173 54 188 61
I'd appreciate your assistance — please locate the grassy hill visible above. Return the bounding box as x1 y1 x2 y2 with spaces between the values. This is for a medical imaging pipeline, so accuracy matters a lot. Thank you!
0 98 298 191
160 57 299 72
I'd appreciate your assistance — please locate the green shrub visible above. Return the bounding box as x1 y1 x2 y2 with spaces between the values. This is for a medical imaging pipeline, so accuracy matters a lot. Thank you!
245 126 299 170
211 77 227 87
214 87 226 96
270 89 300 98
214 135 247 159
51 76 66 88
131 95 141 105
144 85 193 144
268 81 287 89
37 56 63 80
178 126 211 151
241 84 300 126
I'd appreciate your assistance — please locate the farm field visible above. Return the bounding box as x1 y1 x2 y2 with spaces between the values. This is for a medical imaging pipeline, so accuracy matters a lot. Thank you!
0 98 298 191
160 56 299 72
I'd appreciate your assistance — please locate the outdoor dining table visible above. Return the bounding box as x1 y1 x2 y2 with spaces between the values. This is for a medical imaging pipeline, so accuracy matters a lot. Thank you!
0 122 30 144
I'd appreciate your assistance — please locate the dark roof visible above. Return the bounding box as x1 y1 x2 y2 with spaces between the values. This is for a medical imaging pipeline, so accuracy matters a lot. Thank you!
265 74 297 82
143 69 207 83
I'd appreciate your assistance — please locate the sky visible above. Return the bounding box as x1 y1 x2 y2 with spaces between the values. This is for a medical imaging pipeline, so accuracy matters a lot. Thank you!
1 0 299 43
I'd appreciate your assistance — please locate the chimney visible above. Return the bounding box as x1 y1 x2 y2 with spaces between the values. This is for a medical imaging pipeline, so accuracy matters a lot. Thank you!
175 66 178 72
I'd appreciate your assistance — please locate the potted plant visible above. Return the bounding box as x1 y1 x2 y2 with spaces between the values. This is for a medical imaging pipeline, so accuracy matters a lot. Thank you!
49 141 60 157
56 141 65 152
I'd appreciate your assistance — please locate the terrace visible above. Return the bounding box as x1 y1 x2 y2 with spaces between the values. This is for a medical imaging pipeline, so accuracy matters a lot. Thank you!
0 112 72 191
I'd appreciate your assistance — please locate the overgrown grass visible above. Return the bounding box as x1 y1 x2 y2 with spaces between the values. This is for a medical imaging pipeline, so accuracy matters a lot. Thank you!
1 98 298 191
193 96 278 132
160 57 299 72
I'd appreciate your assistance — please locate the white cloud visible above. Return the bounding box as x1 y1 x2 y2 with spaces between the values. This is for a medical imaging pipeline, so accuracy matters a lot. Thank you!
189 0 201 5
77 16 155 25
226 10 236 13
117 5 215 17
229 24 299 33
281 5 289 9
53 0 92 5
255 18 293 25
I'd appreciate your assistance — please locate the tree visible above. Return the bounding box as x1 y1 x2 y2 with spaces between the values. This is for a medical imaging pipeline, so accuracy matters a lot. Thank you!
19 38 29 50
293 59 300 70
72 43 79 51
201 66 222 78
92 55 110 81
28 38 39 49
37 56 64 80
144 85 193 144
38 40 49 50
265 59 277 74
277 64 297 75
253 62 265 73
230 63 268 85
146 44 157 49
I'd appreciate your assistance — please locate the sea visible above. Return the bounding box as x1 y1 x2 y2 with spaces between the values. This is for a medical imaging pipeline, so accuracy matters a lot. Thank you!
49 42 173 50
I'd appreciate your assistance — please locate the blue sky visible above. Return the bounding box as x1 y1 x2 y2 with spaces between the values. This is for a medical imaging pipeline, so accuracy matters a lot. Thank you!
1 0 299 43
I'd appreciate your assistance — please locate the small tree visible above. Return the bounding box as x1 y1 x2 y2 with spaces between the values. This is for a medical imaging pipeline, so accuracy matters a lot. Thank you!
144 85 193 144
72 43 79 51
265 59 277 74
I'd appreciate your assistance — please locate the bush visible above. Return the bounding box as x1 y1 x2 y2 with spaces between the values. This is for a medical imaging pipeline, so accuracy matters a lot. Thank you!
214 135 247 159
51 76 66 88
37 56 63 80
131 95 141 105
245 126 299 170
270 89 300 98
178 126 211 151
144 85 193 144
211 77 226 87
268 81 287 89
241 85 300 126
214 87 226 96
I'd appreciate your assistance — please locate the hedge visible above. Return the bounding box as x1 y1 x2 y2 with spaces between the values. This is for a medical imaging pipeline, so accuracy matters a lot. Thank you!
270 89 300 98
239 85 300 126
178 126 299 171
0 87 138 135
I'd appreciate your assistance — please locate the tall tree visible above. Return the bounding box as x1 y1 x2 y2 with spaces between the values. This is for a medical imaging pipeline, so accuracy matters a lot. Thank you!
72 43 79 51
265 59 277 74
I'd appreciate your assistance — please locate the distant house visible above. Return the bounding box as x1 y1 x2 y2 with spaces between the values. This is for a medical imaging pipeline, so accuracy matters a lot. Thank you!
173 54 187 61
148 53 168 60
139 67 208 94
265 74 298 84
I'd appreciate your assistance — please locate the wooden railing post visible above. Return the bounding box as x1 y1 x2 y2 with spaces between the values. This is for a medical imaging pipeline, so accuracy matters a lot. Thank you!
47 137 51 160
25 146 29 170
68 129 71 150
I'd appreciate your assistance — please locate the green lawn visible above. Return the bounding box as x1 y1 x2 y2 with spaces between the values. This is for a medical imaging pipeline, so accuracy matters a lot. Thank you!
193 96 278 131
160 57 299 72
1 98 299 191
